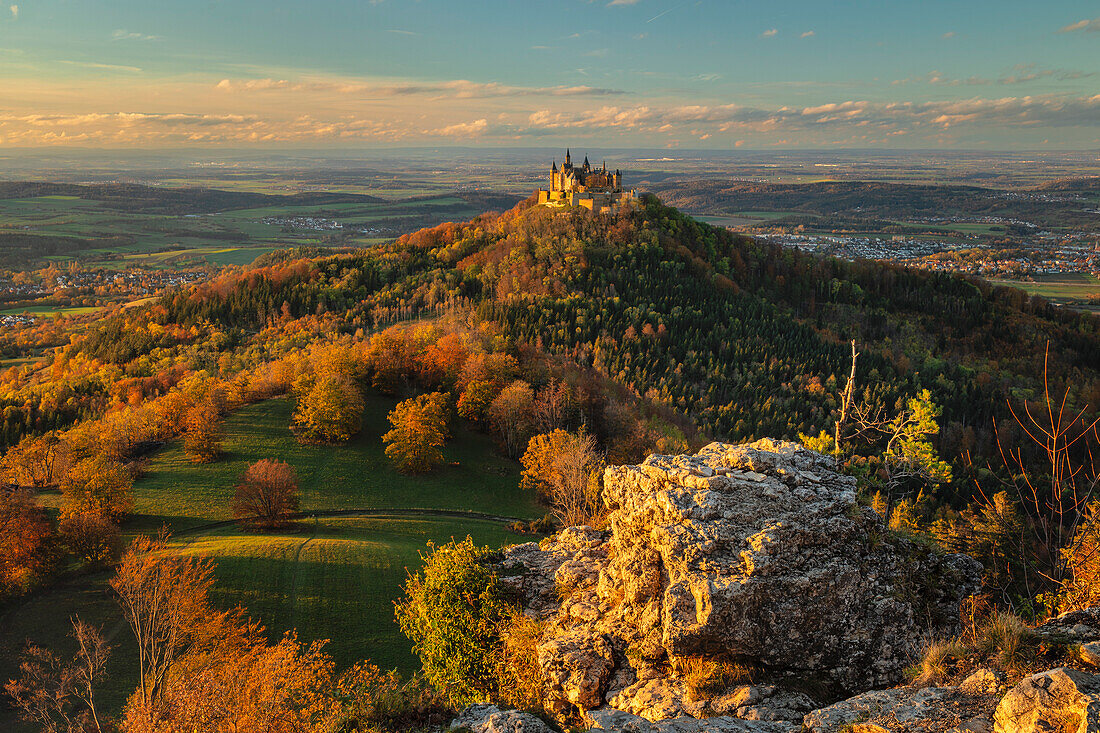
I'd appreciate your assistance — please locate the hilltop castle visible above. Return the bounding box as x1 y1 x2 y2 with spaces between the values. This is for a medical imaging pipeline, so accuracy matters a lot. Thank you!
536 150 635 213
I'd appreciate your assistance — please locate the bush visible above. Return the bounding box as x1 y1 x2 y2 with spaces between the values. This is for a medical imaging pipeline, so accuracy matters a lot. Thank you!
59 512 121 567
395 537 513 706
334 663 452 732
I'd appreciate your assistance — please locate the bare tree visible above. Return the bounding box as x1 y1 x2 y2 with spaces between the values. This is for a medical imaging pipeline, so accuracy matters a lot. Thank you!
546 431 604 527
110 534 220 715
978 345 1100 599
833 339 858 461
4 618 111 733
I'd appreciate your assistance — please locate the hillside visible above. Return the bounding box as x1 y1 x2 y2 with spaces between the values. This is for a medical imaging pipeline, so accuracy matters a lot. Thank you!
2 193 1100 732
148 194 1099 499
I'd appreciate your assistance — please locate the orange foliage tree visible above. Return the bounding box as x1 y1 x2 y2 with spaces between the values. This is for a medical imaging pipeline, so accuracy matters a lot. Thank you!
183 399 223 464
382 392 450 474
60 454 134 521
231 459 301 529
0 488 51 595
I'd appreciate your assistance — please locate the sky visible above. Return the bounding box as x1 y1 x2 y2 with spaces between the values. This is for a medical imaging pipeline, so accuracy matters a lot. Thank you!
0 0 1098 149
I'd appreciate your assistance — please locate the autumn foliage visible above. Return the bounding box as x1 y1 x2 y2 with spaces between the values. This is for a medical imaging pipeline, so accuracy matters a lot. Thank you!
0 487 51 595
231 458 301 529
382 392 450 474
291 373 364 444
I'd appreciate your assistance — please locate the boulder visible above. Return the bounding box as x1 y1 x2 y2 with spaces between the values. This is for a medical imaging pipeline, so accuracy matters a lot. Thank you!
451 703 556 733
992 667 1100 733
803 687 954 732
499 439 982 719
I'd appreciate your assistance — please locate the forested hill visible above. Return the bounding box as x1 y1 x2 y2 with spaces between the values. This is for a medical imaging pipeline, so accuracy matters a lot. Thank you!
126 195 1099 498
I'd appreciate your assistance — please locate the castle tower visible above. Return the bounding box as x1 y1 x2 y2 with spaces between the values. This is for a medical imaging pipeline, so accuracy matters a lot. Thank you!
565 149 571 166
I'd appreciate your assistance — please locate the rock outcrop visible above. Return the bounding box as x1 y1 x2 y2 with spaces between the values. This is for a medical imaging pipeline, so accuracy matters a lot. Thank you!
498 440 983 721
993 668 1100 733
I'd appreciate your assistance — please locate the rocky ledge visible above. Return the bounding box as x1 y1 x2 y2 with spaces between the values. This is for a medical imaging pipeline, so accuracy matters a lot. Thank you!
493 439 983 723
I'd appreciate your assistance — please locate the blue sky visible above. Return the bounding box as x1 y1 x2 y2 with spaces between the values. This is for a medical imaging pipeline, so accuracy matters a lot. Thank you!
0 0 1098 148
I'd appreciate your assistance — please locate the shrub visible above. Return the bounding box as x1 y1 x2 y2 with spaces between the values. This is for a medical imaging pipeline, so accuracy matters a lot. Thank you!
495 613 544 711
334 663 452 732
395 537 513 706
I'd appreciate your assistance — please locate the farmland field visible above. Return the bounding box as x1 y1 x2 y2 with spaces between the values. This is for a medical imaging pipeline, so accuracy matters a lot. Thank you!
990 273 1100 313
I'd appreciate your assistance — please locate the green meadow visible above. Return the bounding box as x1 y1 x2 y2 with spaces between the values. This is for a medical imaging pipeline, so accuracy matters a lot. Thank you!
1 392 540 729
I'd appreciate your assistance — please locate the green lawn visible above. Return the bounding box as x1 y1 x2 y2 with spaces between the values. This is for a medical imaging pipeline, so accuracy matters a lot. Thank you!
176 516 518 672
131 393 538 531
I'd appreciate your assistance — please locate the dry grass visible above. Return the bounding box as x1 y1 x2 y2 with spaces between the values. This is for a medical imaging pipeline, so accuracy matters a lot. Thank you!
672 655 756 700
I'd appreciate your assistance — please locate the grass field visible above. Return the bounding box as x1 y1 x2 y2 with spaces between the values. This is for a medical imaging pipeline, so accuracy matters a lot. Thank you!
0 303 101 317
990 273 1100 312
2 392 540 729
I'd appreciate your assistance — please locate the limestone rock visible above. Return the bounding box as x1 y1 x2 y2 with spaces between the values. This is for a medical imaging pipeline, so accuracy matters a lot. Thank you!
452 704 556 733
709 685 816 722
500 439 982 720
1035 607 1100 643
992 667 1100 733
537 630 615 715
1079 642 1100 669
960 668 1004 695
584 706 797 732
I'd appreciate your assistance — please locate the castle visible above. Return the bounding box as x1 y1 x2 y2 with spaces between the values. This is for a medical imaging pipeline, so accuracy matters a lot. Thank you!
536 150 635 213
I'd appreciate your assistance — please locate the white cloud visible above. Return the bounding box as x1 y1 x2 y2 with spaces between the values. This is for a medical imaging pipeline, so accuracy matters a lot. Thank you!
761 28 777 38
801 30 815 38
112 29 162 41
214 76 627 98
434 118 488 137
1059 17 1100 33
56 60 144 73
608 0 641 5
9 4 17 19
942 31 956 39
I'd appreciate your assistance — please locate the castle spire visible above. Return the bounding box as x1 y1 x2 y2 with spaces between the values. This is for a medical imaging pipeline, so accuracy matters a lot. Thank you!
565 148 571 165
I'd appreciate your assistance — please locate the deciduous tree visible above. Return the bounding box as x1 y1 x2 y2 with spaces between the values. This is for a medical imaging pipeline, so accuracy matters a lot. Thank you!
61 454 134 521
110 535 223 715
488 380 535 457
183 399 223 464
291 374 364 444
4 618 111 733
231 459 300 529
0 487 51 595
521 429 604 527
382 392 450 474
